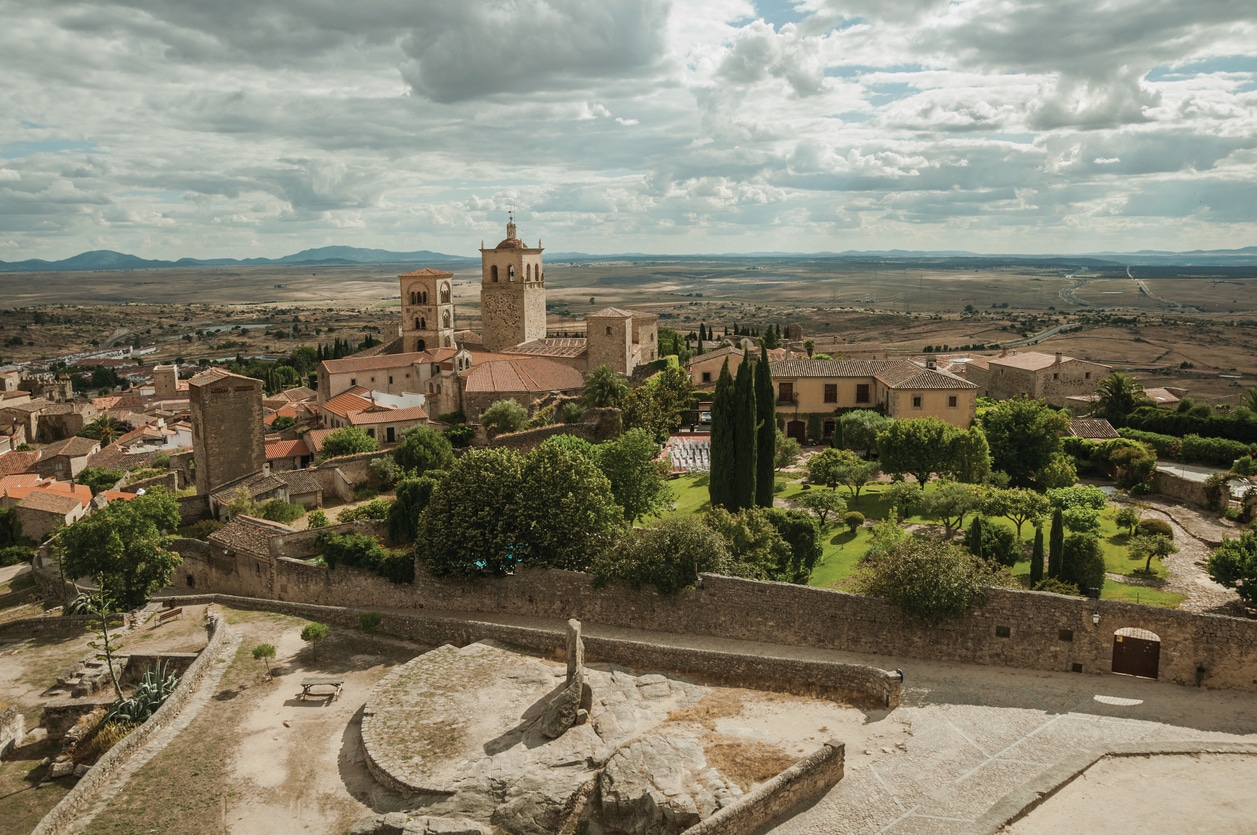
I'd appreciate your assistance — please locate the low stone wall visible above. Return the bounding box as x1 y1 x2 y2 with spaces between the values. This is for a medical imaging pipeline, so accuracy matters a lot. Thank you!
1154 470 1211 506
0 704 24 758
268 520 388 560
681 741 845 835
176 494 210 524
41 703 104 740
0 614 116 641
152 594 899 707
31 611 227 835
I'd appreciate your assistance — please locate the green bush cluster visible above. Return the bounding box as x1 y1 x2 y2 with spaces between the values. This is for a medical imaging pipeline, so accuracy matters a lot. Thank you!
316 530 414 584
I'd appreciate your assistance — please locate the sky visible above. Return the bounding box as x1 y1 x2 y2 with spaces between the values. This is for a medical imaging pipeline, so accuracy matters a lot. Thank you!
2 0 1256 261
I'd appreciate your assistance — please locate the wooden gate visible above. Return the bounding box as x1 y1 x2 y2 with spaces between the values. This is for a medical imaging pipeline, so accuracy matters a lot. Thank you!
1112 628 1161 679
786 420 806 442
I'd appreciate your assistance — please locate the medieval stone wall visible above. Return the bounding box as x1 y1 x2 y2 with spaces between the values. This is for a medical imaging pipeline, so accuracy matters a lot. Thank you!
190 375 264 495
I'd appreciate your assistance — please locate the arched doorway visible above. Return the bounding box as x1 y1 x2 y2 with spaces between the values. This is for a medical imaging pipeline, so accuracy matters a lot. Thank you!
416 338 426 351
786 420 806 442
1112 627 1160 679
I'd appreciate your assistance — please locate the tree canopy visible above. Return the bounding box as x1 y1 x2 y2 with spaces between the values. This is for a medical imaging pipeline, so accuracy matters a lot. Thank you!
979 397 1070 488
480 399 528 437
597 428 672 522
58 489 181 611
878 417 963 485
1095 372 1149 428
320 426 378 460
623 365 696 443
392 426 454 474
839 410 892 454
1209 532 1257 605
582 364 630 409
854 536 1010 623
415 448 525 577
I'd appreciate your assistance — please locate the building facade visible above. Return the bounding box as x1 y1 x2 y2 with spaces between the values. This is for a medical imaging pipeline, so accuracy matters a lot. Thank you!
399 268 456 353
189 368 265 496
965 351 1110 406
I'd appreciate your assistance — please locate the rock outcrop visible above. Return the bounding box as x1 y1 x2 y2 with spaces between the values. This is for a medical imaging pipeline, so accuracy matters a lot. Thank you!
599 735 742 835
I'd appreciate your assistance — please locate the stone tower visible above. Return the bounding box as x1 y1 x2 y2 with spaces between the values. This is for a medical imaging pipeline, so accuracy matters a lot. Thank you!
188 368 264 496
480 213 546 352
399 268 455 353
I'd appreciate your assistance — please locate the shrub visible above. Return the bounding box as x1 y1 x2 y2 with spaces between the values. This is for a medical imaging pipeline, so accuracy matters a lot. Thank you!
843 511 865 533
854 536 1010 623
359 612 382 634
316 530 413 584
1233 455 1257 476
182 519 223 541
1033 577 1082 596
591 516 731 595
444 423 474 448
306 510 329 529
0 544 31 566
369 456 403 488
259 500 305 525
72 719 135 766
1180 434 1256 467
967 517 1020 567
1118 428 1180 458
338 497 392 523
1137 518 1174 540
480 399 528 437
1060 534 1106 593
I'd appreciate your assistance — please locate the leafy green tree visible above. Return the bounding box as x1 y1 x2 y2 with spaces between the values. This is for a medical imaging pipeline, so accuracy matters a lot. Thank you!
947 427 992 484
387 475 440 545
623 365 695 442
703 506 794 582
591 516 730 595
920 481 984 536
755 357 776 507
1115 507 1142 536
392 426 454 474
597 428 671 522
982 487 1051 538
839 410 892 455
708 359 737 510
854 536 1010 623
58 489 181 612
883 480 924 520
1129 532 1177 574
359 611 382 634
260 500 305 524
979 397 1070 488
1035 452 1078 490
1030 525 1045 586
1048 485 1107 533
843 511 865 533
480 399 528 437
306 509 329 529
514 443 624 571
0 508 22 548
76 467 125 496
1208 531 1257 605
1106 442 1157 491
794 489 847 527
809 448 879 503
878 417 959 485
1048 507 1065 579
582 364 630 409
300 622 329 658
775 433 801 470
1095 372 1149 428
416 448 525 577
252 643 277 677
763 508 823 584
964 515 984 559
320 426 377 460
1060 534 1106 593
731 358 758 510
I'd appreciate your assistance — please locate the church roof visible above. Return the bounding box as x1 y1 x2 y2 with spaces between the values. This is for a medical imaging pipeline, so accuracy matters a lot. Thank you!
462 358 584 394
588 307 636 319
398 268 453 278
504 338 588 359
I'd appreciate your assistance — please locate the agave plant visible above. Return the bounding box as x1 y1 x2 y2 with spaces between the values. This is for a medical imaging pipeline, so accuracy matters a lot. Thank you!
105 660 180 724
63 592 94 616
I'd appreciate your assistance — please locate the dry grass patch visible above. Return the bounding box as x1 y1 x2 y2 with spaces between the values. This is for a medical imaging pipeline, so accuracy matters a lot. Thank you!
665 689 747 731
703 739 798 792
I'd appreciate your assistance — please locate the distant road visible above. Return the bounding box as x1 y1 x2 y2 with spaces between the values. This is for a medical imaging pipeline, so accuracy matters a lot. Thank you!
1005 323 1077 347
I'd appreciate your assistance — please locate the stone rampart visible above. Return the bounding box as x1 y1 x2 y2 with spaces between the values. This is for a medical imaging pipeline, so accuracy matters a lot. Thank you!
1154 469 1212 506
31 610 226 835
172 539 1257 693
680 741 845 835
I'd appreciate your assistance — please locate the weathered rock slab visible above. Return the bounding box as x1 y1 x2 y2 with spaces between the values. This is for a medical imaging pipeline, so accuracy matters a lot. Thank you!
599 734 742 835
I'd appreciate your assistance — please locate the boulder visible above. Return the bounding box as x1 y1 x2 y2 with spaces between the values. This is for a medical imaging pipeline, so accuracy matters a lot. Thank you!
539 670 584 739
48 760 76 779
404 816 492 835
348 812 409 835
599 735 740 835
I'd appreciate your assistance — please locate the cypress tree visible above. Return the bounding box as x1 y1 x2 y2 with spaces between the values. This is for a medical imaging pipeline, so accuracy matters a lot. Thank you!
1048 507 1064 579
708 359 737 510
965 516 984 559
699 323 707 343
732 358 757 510
755 357 776 507
1030 525 1045 586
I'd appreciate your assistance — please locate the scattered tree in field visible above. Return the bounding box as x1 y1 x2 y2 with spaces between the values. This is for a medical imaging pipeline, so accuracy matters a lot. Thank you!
794 489 847 527
58 489 180 612
300 622 329 657
1208 531 1257 605
979 397 1070 488
1129 533 1177 574
983 487 1050 538
920 481 984 536
480 399 528 438
582 364 630 409
392 426 454 474
319 426 377 460
854 536 1011 623
755 357 776 508
252 643 277 677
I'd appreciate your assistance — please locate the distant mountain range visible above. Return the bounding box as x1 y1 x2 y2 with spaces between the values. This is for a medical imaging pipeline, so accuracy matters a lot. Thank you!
2 244 1257 273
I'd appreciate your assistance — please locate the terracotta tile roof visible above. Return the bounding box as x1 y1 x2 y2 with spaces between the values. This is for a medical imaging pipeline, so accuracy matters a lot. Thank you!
398 268 454 278
188 367 262 389
303 429 333 454
210 472 286 504
92 395 145 410
39 436 100 458
686 346 744 366
989 351 1072 371
351 405 428 425
19 488 88 514
1 399 51 414
0 473 41 495
1143 387 1183 406
280 386 317 402
265 438 310 460
321 391 374 419
588 307 636 319
274 469 322 496
321 352 430 374
0 450 41 476
769 359 977 390
462 358 586 394
1068 418 1121 440
101 489 139 502
455 330 483 346
209 515 293 560
504 338 589 359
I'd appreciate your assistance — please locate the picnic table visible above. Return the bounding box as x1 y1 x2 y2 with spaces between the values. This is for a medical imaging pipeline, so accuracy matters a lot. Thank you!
299 677 344 701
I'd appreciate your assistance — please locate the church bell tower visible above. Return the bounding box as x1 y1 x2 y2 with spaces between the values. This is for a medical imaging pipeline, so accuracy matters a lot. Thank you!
480 213 546 352
399 268 455 353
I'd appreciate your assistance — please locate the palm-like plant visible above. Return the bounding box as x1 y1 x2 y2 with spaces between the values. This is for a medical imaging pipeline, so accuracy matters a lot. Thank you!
582 364 630 409
1094 372 1147 428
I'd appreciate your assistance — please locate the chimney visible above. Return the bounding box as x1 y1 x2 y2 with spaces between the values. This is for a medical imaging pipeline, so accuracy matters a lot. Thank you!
262 462 271 477
999 345 1008 358
926 357 937 370
1054 351 1062 365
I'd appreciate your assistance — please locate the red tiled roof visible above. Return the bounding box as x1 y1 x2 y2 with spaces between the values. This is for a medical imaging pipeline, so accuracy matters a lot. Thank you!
462 358 585 394
320 352 431 375
398 268 454 278
39 436 101 459
265 439 310 460
321 391 374 419
504 338 588 359
588 307 636 319
0 450 41 476
769 359 977 390
1068 418 1121 440
302 429 333 453
350 405 428 425
19 490 86 515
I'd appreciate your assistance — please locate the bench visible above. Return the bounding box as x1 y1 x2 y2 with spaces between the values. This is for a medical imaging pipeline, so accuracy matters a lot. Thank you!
299 677 343 702
155 607 183 627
